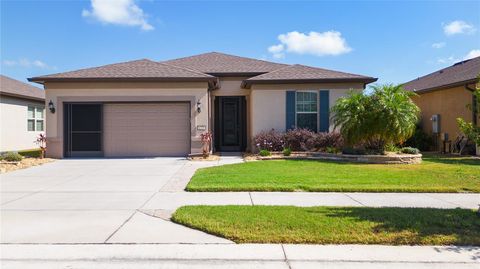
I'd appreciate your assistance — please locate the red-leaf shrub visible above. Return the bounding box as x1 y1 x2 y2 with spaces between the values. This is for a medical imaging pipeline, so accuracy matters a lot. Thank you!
253 129 345 153
253 129 284 152
200 132 213 158
314 132 344 150
284 128 317 151
35 133 47 159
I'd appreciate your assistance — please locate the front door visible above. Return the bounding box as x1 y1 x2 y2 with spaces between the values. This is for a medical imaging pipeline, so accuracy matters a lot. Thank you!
214 96 246 152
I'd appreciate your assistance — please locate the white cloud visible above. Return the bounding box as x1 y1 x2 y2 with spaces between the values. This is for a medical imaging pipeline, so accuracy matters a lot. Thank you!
268 44 285 59
82 0 154 31
2 58 53 69
464 49 480 60
437 55 459 64
431 42 445 49
443 20 476 36
268 31 352 58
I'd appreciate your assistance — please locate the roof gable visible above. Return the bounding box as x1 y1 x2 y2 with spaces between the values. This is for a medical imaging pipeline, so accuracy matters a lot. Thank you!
28 59 215 83
0 75 44 101
162 52 288 75
242 64 377 88
403 56 480 93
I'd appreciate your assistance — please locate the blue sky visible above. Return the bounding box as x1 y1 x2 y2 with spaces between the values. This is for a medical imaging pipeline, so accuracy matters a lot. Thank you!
1 0 479 87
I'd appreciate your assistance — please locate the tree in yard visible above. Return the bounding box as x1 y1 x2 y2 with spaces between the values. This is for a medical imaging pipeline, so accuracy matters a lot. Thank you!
456 74 480 152
331 84 420 153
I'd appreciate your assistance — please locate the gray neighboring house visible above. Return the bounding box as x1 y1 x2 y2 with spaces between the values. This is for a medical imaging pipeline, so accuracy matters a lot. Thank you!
1 75 45 152
28 52 376 158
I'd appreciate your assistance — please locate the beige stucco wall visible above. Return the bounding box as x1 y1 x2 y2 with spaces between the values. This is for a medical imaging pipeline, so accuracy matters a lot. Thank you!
212 77 251 97
44 81 209 158
250 83 364 138
412 85 474 138
0 95 45 152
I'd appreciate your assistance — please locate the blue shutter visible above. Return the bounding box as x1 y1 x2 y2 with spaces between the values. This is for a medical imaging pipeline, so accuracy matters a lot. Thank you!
286 91 296 131
319 90 330 132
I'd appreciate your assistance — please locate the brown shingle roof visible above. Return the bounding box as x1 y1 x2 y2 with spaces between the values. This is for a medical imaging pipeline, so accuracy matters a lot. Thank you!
403 56 480 93
0 75 45 101
163 52 288 75
26 53 378 89
242 64 377 88
28 59 216 83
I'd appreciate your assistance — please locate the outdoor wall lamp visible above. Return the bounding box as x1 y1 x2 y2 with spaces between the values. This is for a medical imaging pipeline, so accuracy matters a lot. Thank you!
48 100 56 113
196 100 201 113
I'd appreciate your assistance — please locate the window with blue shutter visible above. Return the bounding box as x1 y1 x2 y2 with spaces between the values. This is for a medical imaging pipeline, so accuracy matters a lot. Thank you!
319 90 330 132
286 91 296 130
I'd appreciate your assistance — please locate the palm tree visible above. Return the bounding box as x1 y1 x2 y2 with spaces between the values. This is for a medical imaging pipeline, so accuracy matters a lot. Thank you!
332 84 419 153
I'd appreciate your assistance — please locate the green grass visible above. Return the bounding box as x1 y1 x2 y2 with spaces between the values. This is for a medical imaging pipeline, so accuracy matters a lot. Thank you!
172 206 480 245
186 155 480 193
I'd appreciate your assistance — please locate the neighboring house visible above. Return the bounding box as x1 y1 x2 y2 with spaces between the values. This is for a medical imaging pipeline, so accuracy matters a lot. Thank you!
404 56 479 145
0 75 45 152
28 52 376 158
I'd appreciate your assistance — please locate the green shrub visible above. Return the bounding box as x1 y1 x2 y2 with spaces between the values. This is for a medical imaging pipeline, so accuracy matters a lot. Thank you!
259 149 271 157
1 152 23 162
385 143 401 152
404 127 434 151
400 147 420 155
325 146 339 154
282 148 292 156
332 84 419 152
18 148 42 158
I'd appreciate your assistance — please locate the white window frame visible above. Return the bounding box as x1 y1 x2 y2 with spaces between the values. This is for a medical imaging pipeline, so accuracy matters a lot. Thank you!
27 106 45 132
295 91 319 132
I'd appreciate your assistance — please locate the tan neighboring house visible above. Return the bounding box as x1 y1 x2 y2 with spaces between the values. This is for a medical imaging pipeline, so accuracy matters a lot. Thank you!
0 75 45 152
403 56 479 147
28 52 376 158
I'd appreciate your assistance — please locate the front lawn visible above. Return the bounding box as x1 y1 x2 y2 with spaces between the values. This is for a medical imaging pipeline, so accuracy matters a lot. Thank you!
172 206 480 245
186 155 480 192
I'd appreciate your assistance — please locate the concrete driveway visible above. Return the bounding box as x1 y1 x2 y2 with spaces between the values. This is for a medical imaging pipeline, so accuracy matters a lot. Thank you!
0 158 231 244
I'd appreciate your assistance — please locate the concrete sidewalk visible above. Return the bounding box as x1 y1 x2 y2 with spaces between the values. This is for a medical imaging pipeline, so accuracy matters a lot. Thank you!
2 244 478 268
141 191 480 211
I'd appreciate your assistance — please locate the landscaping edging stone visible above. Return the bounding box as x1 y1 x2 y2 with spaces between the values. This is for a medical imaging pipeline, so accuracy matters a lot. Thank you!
253 152 422 164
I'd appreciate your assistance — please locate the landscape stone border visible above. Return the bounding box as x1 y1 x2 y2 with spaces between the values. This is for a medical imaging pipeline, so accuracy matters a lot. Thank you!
253 152 422 164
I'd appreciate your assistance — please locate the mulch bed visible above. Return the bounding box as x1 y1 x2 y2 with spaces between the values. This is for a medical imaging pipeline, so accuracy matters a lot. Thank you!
0 158 55 173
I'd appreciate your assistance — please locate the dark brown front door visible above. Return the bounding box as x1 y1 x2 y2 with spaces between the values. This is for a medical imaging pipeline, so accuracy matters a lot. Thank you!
214 96 246 152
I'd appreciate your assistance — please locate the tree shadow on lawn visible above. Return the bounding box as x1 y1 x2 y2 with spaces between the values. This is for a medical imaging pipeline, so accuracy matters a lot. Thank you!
319 207 480 246
433 245 480 261
422 154 480 166
284 153 480 166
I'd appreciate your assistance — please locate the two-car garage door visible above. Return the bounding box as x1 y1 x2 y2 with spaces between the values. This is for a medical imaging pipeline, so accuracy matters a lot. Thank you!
103 103 190 157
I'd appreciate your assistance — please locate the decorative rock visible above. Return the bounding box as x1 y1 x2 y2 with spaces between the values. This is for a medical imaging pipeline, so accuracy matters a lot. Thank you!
254 152 422 164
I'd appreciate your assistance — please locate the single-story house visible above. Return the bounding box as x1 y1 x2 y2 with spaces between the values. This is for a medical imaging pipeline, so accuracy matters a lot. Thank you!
28 52 376 158
1 75 45 152
403 56 479 146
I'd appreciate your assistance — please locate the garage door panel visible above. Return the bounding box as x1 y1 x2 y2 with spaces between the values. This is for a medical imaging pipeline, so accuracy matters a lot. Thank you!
103 103 190 157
